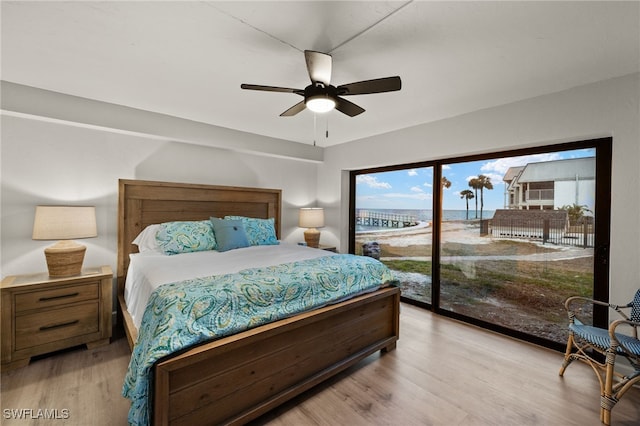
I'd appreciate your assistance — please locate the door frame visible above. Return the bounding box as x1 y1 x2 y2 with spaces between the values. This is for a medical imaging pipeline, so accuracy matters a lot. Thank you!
349 137 611 351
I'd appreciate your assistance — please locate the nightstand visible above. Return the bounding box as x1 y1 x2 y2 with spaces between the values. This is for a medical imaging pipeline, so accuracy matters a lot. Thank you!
317 244 337 253
1 266 112 372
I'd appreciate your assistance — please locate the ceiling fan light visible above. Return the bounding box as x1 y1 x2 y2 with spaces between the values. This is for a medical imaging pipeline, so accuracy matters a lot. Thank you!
306 95 336 113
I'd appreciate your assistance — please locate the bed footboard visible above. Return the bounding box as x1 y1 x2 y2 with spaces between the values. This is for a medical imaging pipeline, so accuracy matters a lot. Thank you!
152 286 400 425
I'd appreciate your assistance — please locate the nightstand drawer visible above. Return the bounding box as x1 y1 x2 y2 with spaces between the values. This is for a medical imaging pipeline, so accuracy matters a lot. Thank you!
2 266 112 371
15 282 99 312
15 302 99 350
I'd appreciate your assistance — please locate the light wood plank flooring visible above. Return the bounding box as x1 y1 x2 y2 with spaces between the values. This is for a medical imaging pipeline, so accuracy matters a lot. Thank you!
1 303 638 425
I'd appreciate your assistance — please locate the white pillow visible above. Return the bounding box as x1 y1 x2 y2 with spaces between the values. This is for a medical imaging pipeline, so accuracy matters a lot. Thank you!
132 224 161 253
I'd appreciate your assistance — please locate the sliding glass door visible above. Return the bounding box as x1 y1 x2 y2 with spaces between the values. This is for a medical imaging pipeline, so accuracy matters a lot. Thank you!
438 147 603 346
350 138 611 349
352 166 434 305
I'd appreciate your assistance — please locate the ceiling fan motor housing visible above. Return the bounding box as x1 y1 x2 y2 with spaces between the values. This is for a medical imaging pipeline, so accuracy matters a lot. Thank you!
305 83 337 100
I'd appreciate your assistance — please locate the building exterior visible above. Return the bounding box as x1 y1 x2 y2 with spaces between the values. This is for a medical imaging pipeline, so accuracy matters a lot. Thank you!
503 157 595 212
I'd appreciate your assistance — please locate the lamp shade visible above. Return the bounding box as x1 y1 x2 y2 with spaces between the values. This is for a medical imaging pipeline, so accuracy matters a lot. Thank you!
299 208 324 228
32 206 97 277
299 208 324 248
32 206 97 240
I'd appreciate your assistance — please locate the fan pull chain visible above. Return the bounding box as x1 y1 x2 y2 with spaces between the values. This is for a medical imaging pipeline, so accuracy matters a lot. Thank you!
313 113 317 146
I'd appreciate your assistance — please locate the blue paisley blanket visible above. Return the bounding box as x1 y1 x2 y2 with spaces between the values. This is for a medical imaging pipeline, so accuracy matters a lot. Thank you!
122 254 394 426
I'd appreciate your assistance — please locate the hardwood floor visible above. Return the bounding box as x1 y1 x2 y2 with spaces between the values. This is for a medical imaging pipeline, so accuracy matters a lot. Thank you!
1 303 638 425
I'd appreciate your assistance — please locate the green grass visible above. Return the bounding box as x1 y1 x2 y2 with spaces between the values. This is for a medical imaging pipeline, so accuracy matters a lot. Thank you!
381 259 432 275
382 257 592 308
372 237 593 343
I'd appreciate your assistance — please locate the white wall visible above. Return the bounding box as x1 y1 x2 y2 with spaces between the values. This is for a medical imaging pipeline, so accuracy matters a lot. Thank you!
1 115 319 280
319 73 640 304
2 73 638 307
554 180 595 212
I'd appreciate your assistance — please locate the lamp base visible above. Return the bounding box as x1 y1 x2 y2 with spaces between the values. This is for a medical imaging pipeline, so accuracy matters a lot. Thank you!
303 228 321 248
44 241 86 277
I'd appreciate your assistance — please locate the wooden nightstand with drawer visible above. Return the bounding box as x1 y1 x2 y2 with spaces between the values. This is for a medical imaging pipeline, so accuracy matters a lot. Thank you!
317 244 337 252
1 266 112 372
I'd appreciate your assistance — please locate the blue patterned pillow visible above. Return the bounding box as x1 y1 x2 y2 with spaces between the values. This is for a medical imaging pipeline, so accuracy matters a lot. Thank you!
224 216 279 246
155 220 217 255
210 217 250 251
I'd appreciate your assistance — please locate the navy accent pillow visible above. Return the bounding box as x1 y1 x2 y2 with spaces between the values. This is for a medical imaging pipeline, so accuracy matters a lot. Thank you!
210 217 250 252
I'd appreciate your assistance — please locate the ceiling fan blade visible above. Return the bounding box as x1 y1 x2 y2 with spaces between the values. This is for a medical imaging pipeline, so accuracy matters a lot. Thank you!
335 96 365 117
337 76 401 95
241 84 303 95
280 101 307 117
304 50 332 86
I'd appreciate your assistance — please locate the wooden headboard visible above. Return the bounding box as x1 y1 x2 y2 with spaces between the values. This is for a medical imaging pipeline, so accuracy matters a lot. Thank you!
117 179 282 295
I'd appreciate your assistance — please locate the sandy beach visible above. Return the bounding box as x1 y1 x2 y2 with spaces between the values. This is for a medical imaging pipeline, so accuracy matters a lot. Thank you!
356 220 594 261
357 220 491 246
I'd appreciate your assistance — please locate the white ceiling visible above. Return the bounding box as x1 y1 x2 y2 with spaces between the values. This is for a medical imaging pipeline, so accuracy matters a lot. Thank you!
2 1 639 147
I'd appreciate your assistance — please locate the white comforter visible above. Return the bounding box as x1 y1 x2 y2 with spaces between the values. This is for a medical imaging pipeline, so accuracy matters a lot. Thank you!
124 243 332 329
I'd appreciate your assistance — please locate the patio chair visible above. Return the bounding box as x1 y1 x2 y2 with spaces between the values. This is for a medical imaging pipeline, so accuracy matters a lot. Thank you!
559 289 640 425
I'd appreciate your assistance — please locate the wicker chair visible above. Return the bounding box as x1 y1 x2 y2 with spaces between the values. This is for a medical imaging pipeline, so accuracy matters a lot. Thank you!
559 289 640 425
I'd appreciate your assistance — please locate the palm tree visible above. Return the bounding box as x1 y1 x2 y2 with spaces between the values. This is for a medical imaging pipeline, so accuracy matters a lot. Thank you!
460 189 474 220
468 177 480 218
476 174 494 220
441 176 451 192
440 177 451 222
559 203 593 225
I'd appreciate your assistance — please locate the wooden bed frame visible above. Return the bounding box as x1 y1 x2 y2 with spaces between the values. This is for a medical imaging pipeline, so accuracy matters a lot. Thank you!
117 179 400 425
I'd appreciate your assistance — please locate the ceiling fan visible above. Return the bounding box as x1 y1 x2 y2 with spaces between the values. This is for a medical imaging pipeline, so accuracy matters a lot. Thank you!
241 50 401 117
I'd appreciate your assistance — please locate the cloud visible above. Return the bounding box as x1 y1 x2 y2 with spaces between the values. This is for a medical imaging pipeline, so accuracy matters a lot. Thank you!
481 153 562 175
486 173 505 185
465 174 505 187
477 151 593 187
407 169 418 176
356 174 392 189
410 186 424 193
383 192 432 201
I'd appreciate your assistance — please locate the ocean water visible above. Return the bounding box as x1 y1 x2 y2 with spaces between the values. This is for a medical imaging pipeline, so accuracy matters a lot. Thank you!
355 209 495 232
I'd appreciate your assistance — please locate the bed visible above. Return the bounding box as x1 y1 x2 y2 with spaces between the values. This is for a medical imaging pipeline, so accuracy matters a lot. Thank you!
117 179 401 426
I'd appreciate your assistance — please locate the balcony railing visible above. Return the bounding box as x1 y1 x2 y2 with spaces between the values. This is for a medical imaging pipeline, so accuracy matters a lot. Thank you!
526 189 554 201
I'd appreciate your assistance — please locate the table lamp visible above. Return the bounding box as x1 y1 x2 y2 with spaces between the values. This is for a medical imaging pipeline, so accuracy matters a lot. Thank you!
32 206 97 277
299 207 324 248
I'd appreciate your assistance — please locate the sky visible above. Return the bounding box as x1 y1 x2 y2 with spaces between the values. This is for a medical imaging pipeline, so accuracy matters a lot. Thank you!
355 148 595 211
